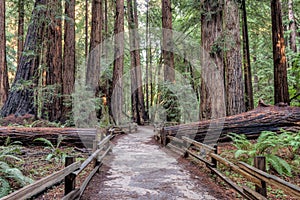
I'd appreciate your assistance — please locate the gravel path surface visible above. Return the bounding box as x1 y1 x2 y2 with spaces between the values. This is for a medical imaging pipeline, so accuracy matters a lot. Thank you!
81 126 228 200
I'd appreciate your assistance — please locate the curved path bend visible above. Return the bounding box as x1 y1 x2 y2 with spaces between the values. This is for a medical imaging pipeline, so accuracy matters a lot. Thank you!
81 126 228 200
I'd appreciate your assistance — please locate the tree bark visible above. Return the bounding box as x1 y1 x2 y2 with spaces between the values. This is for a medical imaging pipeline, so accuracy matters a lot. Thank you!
62 0 76 122
17 0 25 66
111 0 124 125
0 127 98 148
241 0 254 111
163 104 300 143
0 0 9 108
87 0 102 92
45 0 63 122
1 0 47 117
162 0 174 82
127 0 147 125
224 0 245 116
85 0 89 58
288 0 297 53
200 0 225 120
271 0 289 104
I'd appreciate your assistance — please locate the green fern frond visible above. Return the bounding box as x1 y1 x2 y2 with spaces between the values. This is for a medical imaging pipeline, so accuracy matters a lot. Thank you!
234 149 248 158
3 168 34 186
266 154 292 177
228 133 251 150
34 138 55 149
0 177 11 198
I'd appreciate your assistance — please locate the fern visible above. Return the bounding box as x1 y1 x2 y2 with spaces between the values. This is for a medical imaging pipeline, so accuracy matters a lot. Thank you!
34 138 55 149
266 154 292 177
3 168 33 186
0 138 33 197
230 132 293 176
34 136 67 163
0 177 11 198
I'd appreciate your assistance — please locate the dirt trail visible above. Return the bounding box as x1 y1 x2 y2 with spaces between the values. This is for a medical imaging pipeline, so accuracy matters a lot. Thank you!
81 126 228 200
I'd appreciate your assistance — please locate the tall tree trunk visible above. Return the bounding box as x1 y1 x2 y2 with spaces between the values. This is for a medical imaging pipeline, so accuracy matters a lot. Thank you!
200 0 225 120
271 0 289 104
224 0 245 116
0 0 9 107
111 0 124 125
85 0 89 58
87 0 102 92
133 0 147 124
162 0 174 82
241 0 254 111
45 0 63 121
17 0 25 66
145 0 150 118
62 0 75 122
127 0 147 125
288 0 297 53
288 0 299 103
0 0 47 117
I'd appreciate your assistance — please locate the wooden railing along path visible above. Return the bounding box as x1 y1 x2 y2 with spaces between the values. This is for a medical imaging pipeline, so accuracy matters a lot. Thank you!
157 128 300 200
0 123 138 200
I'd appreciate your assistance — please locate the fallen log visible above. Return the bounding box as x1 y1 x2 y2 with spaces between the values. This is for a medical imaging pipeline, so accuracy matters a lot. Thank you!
0 127 99 148
162 104 300 143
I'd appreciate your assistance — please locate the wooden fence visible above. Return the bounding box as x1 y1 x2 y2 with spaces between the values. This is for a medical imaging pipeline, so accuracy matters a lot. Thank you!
159 132 300 200
0 130 114 200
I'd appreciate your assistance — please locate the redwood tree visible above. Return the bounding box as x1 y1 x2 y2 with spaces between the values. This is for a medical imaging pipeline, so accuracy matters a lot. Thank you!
271 0 289 104
127 0 147 125
224 0 245 116
62 0 75 121
111 0 124 124
162 0 174 82
86 0 102 93
200 0 225 120
17 0 25 65
45 0 63 121
1 0 47 117
241 0 254 111
0 0 9 107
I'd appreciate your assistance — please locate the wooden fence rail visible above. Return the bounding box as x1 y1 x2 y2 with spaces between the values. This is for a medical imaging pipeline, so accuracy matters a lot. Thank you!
0 130 115 200
163 134 300 200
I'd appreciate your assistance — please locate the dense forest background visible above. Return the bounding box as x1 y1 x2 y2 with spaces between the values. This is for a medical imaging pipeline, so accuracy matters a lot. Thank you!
0 0 299 127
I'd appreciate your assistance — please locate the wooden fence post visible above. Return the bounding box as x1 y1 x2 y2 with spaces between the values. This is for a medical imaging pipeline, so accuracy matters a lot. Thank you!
211 144 218 169
64 156 76 195
254 156 267 197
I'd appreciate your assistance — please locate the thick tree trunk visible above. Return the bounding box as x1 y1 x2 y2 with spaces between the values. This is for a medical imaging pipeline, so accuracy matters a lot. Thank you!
17 0 25 66
0 0 9 107
127 0 147 125
162 104 300 143
200 0 225 120
162 0 174 82
62 0 76 122
111 0 124 125
0 0 47 117
224 0 245 116
241 0 254 111
271 0 289 104
87 0 102 92
0 127 98 148
45 0 63 122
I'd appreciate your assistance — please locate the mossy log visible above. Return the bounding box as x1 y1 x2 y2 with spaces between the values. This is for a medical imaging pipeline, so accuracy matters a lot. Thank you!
162 104 300 143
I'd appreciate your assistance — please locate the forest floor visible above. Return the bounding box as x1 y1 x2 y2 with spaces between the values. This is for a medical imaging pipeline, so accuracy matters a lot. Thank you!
1 119 299 199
